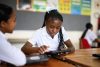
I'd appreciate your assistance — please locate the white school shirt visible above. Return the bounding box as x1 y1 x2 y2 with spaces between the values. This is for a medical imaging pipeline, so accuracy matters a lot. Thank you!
28 26 69 51
0 31 26 66
84 29 97 46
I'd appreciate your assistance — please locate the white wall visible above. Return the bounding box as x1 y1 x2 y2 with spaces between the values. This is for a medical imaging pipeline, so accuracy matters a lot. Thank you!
5 30 82 50
91 0 100 32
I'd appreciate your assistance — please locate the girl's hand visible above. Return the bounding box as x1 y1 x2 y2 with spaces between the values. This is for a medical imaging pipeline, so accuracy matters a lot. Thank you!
38 45 49 54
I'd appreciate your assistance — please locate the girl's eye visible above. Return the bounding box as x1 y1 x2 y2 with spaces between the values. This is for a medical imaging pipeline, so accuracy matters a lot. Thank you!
50 26 54 29
56 27 60 29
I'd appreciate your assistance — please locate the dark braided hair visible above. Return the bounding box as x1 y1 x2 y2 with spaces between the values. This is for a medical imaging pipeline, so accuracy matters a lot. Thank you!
42 9 63 27
42 9 65 50
0 3 13 23
81 22 93 39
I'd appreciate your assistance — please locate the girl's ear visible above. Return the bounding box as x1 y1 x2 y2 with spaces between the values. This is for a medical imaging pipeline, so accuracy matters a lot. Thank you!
0 21 7 28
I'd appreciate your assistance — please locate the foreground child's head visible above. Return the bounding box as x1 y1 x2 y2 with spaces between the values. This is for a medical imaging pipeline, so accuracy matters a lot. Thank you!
0 4 16 33
42 9 63 38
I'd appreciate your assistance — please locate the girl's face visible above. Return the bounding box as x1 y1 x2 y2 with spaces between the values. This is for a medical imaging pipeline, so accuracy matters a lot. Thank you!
46 18 62 38
1 11 16 33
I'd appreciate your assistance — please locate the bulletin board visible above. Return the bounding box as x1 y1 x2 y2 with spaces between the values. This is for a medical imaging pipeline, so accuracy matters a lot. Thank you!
17 0 91 16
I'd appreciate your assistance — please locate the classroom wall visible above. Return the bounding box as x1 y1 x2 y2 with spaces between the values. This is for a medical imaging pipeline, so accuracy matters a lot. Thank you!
0 0 90 31
16 11 90 31
1 0 91 49
91 0 100 33
0 0 16 10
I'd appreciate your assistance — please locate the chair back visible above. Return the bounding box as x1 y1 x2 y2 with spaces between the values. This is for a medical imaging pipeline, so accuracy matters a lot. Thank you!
80 38 91 49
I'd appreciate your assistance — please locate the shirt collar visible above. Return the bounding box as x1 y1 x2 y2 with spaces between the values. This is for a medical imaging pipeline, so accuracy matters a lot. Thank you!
0 31 6 38
88 29 92 31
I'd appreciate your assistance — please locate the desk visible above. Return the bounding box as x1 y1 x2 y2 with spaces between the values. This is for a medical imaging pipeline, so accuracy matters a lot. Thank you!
64 48 100 67
22 58 75 67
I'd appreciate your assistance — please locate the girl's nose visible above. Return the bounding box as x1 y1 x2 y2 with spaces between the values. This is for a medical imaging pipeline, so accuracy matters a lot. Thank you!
53 28 57 33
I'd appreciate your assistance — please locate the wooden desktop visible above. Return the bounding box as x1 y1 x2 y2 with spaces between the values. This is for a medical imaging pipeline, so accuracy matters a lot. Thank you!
1 48 100 67
64 48 100 67
0 58 75 67
22 48 100 67
22 58 74 67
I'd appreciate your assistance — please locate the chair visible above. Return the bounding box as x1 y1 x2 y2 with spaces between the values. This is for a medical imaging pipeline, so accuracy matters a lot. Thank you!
80 38 91 49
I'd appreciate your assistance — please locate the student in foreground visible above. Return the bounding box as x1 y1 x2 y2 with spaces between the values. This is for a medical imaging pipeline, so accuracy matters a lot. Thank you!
0 4 26 66
21 9 75 55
